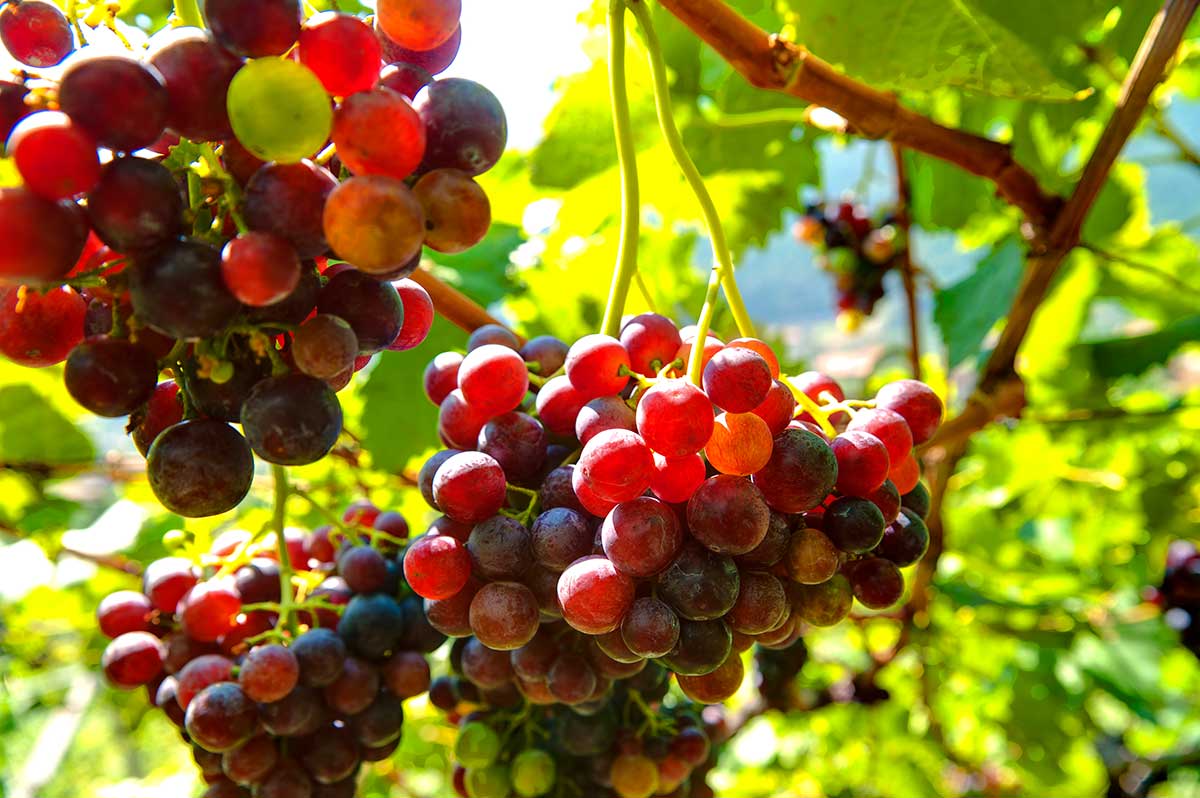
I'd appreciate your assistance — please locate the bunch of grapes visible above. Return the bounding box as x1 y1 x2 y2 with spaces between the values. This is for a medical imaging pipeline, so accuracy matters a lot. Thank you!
0 0 503 517
792 199 904 331
430 652 722 798
96 499 444 798
405 312 941 711
1154 541 1200 659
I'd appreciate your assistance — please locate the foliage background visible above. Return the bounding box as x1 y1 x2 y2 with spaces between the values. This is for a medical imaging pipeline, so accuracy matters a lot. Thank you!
2 1 1200 797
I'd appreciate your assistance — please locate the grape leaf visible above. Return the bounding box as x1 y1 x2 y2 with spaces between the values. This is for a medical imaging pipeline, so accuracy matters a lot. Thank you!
1080 313 1200 378
0 385 94 466
783 0 1082 100
424 223 524 306
933 238 1025 368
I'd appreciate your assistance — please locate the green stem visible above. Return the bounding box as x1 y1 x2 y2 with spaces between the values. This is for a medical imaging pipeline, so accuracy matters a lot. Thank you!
600 0 642 339
173 0 204 28
686 268 722 385
785 380 837 437
627 0 755 340
271 465 299 636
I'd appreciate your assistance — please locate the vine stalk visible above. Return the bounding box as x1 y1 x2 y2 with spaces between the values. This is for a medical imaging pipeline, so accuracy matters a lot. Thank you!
271 464 300 637
173 0 204 28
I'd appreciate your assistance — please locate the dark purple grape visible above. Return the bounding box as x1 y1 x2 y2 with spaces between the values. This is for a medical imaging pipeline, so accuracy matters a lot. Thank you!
657 541 740 621
736 511 791 568
222 735 278 786
338 546 388 593
322 657 380 715
243 161 338 259
351 692 404 747
540 466 586 514
206 0 301 58
415 78 507 175
259 686 322 736
257 759 314 798
147 420 254 517
130 239 241 339
467 323 519 351
845 557 905 609
466 515 532 581
64 336 157 417
291 628 347 688
660 619 732 676
246 263 321 327
240 374 343 465
521 335 568 377
182 349 271 423
901 482 931 519
316 269 404 353
148 28 242 141
185 682 257 752
530 507 593 571
874 508 929 567
299 725 360 785
234 558 282 604
825 496 886 554
86 156 184 254
337 593 404 660
59 56 168 152
478 412 546 483
751 428 838 514
621 596 680 659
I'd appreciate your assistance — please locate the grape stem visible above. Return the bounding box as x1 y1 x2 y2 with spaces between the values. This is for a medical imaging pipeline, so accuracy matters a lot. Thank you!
599 0 643 339
271 464 300 637
627 0 755 340
173 0 204 28
785 380 838 437
685 268 721 385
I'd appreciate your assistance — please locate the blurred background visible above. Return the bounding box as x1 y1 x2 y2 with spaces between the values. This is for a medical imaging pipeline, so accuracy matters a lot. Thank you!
2 1 1200 797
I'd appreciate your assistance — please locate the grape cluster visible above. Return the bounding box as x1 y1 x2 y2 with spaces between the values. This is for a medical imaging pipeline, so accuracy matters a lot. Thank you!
97 500 441 798
0 0 503 517
792 199 903 331
406 313 941 709
1156 541 1200 659
432 654 722 798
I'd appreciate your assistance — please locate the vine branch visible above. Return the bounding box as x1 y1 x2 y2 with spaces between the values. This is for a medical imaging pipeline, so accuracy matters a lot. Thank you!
408 267 524 344
890 143 922 379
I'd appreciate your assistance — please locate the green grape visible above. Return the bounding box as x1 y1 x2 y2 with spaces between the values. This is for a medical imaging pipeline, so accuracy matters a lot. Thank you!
511 749 556 797
466 764 512 798
227 59 332 163
455 721 502 768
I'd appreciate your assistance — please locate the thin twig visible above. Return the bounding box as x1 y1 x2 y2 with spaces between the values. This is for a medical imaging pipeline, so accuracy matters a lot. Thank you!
1081 242 1200 298
890 143 922 379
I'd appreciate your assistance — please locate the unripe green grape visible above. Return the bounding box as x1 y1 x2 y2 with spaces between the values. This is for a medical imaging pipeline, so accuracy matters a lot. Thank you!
466 764 511 798
227 59 332 163
511 749 555 797
455 721 501 768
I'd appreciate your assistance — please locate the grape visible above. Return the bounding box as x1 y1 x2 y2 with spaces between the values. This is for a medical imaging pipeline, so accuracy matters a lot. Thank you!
182 350 271 423
338 593 404 660
529 507 592 571
336 545 387 593
751 379 798 436
8 111 98 200
378 21 461 76
0 285 86 367
619 313 681 375
241 375 343 465
478 412 546 484
419 450 460 509
434 452 508 524
636 379 714 457
672 335 723 375
299 725 360 785
0 79 29 140
299 13 381 97
657 542 739 621
795 573 853 626
558 555 636 635
64 337 157 417
565 334 630 399
365 62 429 102
648 452 706 504
686 475 769 556
865 479 901 524
291 629 346 688
350 691 405 748
901 482 931 518
0 1 71 66
179 580 241 643
97 591 153 639
510 631 558 682
415 77 510 175
875 508 929 567
244 160 338 259
186 682 258 752
830 430 890 497
621 597 680 659
725 337 780 378
548 651 598 705
702 348 772 413
465 765 511 798
847 407 913 465
383 649 432 699
59 56 168 152
468 324 520 351
236 645 299 704
227 59 331 163
305 577 352 631
576 395 636 446
323 175 425 275
425 351 464 404
705 412 773 476
520 335 568 377
413 168 491 253
825 496 886 553
206 0 300 56
609 753 658 798
470 582 539 650
219 232 300 307
670 727 710 767
377 0 460 53
258 760 314 798
292 314 358 379
317 269 405 353
461 638 514 689
102 632 166 688
223 736 278 786
0 188 89 283
143 557 198 614
533 375 586 437
146 28 241 141
467 515 532 582
511 749 555 798
131 239 241 339
726 571 786 634
539 465 586 514
233 558 281 605
790 371 844 406
579 429 653 503
390 279 434 351
458 344 530 415
845 556 905 609
736 511 790 569
601 497 683 578
404 534 471 599
332 87 425 181
86 156 184 254
889 452 921 494
751 428 838 514
787 527 840 584
323 657 380 715
677 652 744 704
874 379 943 444
257 684 321 736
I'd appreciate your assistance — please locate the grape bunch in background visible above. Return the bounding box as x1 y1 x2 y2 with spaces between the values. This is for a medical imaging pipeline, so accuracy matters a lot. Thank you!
407 313 940 718
1155 541 1200 659
792 199 904 332
97 499 443 798
0 0 503 517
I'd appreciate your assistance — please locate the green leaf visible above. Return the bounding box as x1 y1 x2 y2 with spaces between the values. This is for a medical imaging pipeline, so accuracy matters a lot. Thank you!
783 0 1082 100
1081 314 1200 378
1071 624 1169 722
933 238 1025 368
0 384 94 466
424 223 524 307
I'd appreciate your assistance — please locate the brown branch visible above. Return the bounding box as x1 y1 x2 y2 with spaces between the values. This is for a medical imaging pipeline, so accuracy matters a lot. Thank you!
409 267 524 343
922 0 1199 454
891 143 922 380
654 0 1062 227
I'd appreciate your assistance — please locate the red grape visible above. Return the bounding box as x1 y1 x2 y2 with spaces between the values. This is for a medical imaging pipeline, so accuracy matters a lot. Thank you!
787 527 841 584
705 412 773 476
389 279 434 351
97 590 154 638
179 580 242 643
87 156 184 254
889 451 921 494
239 644 300 703
102 632 166 688
845 556 905 609
59 56 169 152
244 160 338 260
579 429 653 503
847 407 913 464
416 78 507 175
0 1 72 66
432 451 507 524
376 0 461 53
469 581 539 650
148 28 241 141
751 379 798 435
424 351 463 404
299 12 381 97
186 682 258 753
207 0 300 57
317 269 405 353
648 452 706 504
437 389 490 449
558 555 635 635
686 475 770 556
0 187 89 283
332 88 425 179
751 428 838 513
8 111 98 200
725 570 786 634
576 395 637 445
621 596 680 658
0 285 86 367
413 168 491 253
620 313 681 375
725 337 780 378
458 343 529 416
533 375 587 437
702 347 772 413
64 336 157 417
292 315 358 380
677 652 744 704
377 20 461 74
831 430 890 497
405 534 471 599
874 379 943 444
875 507 929 567
323 175 425 276
601 497 682 577
636 379 714 457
